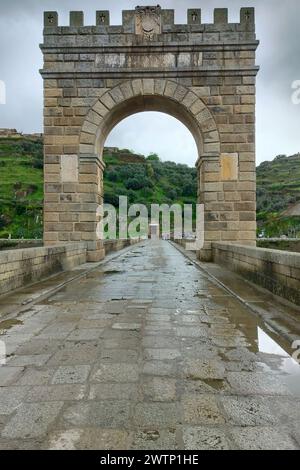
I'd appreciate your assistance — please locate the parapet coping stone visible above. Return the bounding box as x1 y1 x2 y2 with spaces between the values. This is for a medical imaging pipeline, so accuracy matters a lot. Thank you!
0 242 88 264
212 242 300 270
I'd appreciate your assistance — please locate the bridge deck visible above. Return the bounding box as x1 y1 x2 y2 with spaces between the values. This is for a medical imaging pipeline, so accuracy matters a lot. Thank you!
0 240 299 449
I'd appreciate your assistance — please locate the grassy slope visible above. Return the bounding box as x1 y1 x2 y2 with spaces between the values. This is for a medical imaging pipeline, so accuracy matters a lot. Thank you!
0 137 43 238
256 153 300 236
0 139 197 238
0 136 300 238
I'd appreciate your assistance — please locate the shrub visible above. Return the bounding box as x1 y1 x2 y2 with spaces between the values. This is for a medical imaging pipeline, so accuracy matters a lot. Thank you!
147 153 159 161
125 177 144 190
104 192 119 207
167 188 178 200
106 170 118 182
32 158 43 169
0 214 10 229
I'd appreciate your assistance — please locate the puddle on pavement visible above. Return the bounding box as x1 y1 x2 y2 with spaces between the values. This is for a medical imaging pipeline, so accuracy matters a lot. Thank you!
203 275 300 396
0 318 23 332
257 327 289 357
103 270 125 275
257 326 300 396
223 305 300 396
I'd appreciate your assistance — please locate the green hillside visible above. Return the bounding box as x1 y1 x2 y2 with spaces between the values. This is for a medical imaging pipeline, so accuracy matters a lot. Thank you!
0 137 43 238
256 153 300 237
0 135 299 239
103 150 197 209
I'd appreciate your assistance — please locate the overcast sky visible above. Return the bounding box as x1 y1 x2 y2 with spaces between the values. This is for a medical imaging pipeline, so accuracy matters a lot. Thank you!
0 0 299 165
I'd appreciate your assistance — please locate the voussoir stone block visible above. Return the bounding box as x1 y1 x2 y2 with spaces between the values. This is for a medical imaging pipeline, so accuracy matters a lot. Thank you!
100 92 116 109
86 110 103 126
109 87 124 104
120 81 134 99
182 92 198 108
174 85 188 102
164 81 177 98
132 79 143 95
190 99 206 115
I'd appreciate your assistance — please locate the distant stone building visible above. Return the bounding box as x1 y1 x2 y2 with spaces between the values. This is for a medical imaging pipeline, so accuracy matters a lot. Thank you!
0 128 19 137
0 129 43 140
282 203 300 217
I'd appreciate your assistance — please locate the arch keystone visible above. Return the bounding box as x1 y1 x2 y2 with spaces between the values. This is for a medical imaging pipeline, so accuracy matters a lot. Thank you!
142 79 155 95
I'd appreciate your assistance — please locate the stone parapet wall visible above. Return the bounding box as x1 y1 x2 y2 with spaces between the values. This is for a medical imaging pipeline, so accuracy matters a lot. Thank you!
0 243 87 296
212 242 300 305
0 239 142 296
0 239 43 251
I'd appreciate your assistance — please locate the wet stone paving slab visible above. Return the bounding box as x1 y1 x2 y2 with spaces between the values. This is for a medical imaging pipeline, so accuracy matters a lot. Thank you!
0 240 300 450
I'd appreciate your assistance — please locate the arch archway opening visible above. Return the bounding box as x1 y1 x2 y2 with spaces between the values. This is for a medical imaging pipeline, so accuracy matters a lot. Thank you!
77 80 222 261
102 109 199 241
105 111 198 167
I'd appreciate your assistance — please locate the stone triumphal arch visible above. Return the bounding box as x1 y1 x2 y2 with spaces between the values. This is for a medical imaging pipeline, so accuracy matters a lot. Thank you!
41 6 259 261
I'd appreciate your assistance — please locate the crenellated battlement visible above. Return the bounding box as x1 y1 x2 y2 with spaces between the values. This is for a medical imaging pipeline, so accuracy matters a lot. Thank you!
41 6 258 79
43 7 255 34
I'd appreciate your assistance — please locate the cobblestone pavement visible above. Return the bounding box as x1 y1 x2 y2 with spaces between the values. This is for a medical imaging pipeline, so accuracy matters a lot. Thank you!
0 240 300 450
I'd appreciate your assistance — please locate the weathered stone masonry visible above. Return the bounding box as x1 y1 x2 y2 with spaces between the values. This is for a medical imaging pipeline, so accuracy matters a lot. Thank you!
40 6 259 261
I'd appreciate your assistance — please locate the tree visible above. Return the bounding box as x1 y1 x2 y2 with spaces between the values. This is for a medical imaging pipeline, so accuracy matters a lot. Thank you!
147 153 160 162
125 177 144 190
0 215 10 229
104 192 119 206
125 176 153 191
167 188 178 200
106 170 118 182
146 163 154 179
